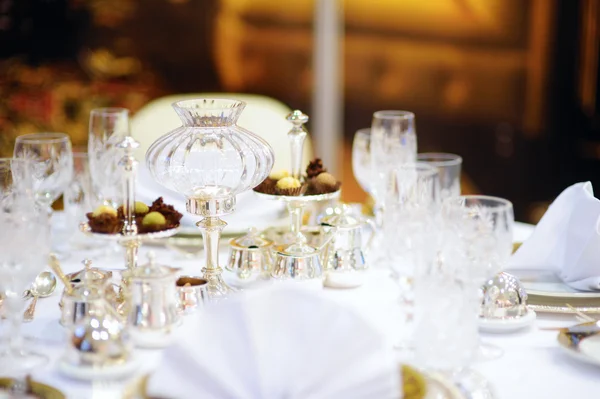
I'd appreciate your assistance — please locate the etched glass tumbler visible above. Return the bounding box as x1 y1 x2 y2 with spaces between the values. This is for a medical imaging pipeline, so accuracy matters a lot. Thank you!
146 99 274 299
417 153 462 201
88 108 130 207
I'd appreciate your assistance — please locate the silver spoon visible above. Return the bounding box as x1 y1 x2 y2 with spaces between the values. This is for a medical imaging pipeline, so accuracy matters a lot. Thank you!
23 271 57 322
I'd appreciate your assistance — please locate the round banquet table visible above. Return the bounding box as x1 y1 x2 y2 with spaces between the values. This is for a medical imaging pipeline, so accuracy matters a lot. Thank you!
2 222 600 399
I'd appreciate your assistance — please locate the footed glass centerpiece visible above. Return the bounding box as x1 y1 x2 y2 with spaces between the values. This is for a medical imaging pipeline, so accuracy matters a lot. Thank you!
146 99 274 299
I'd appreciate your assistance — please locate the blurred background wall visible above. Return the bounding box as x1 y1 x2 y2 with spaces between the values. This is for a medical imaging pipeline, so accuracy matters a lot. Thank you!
1 0 599 223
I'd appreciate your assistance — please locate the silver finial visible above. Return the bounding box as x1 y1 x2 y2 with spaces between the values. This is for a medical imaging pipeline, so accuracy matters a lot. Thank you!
285 110 309 180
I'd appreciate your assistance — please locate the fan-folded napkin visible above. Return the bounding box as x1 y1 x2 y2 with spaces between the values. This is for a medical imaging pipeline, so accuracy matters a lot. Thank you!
146 287 401 399
509 182 600 291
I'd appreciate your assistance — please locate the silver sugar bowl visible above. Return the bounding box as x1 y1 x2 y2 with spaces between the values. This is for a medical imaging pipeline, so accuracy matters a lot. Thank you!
121 252 181 347
226 227 273 282
480 272 528 319
176 276 209 314
271 234 331 282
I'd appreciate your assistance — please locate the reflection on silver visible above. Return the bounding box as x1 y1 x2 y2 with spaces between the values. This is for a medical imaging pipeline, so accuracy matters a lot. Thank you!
320 204 376 274
66 312 130 367
176 276 209 314
480 272 528 319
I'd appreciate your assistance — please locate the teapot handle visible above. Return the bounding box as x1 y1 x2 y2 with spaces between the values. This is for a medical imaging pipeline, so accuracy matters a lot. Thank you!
364 218 377 254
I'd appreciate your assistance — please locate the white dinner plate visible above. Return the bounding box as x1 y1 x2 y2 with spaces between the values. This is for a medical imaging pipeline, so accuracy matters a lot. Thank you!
511 269 600 298
479 309 537 333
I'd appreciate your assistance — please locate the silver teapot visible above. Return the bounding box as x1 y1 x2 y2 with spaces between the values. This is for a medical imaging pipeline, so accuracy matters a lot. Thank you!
319 204 376 273
121 252 180 348
59 259 126 328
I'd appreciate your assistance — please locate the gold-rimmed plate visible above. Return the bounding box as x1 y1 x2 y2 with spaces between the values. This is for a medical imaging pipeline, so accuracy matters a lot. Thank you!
125 366 464 399
557 322 600 366
0 378 65 399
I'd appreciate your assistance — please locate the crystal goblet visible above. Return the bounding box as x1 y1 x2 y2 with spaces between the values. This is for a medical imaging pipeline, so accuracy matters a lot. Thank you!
0 159 51 375
146 99 274 299
13 133 73 259
441 195 514 361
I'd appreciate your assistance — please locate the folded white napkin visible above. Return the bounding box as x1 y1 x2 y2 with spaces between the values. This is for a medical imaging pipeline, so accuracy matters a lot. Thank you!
146 286 400 399
509 182 600 291
136 163 285 232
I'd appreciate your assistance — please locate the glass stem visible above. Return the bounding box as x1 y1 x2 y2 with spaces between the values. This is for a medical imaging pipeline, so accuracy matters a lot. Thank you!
288 201 305 242
123 240 140 269
6 295 24 354
199 217 226 274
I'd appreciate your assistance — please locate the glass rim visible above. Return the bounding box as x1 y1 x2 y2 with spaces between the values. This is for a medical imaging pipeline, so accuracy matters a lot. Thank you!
15 132 71 144
445 195 513 211
0 157 33 165
172 98 246 110
395 162 439 178
90 107 130 116
373 110 415 120
417 153 463 167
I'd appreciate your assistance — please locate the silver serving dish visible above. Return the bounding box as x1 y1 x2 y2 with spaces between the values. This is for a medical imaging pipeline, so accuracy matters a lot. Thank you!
480 272 528 319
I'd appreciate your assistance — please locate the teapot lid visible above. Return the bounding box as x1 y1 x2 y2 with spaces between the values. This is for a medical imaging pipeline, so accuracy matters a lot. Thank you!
68 259 112 283
320 204 363 228
230 227 272 250
129 252 178 278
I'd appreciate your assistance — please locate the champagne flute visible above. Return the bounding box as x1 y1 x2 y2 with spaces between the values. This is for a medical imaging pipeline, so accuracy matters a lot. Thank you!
88 108 130 208
370 110 417 214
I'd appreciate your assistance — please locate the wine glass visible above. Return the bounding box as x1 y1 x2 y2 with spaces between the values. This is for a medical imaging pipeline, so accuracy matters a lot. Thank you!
441 196 514 361
383 163 440 352
13 133 73 260
0 159 51 375
63 152 103 251
13 133 74 212
88 108 130 208
352 128 373 197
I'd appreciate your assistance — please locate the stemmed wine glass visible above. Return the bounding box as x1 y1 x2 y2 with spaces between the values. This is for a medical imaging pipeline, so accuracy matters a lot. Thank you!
88 108 130 208
13 133 74 213
13 133 73 258
383 162 440 352
0 158 51 375
441 196 514 361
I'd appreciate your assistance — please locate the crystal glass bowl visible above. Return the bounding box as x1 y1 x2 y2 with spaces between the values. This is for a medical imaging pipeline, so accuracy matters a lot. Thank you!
146 99 275 298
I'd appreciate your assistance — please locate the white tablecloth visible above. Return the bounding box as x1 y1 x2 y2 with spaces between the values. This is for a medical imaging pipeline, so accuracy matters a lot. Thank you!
4 222 600 398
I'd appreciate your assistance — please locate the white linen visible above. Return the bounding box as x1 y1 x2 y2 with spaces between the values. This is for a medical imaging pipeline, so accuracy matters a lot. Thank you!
6 222 600 398
509 182 600 291
147 287 400 399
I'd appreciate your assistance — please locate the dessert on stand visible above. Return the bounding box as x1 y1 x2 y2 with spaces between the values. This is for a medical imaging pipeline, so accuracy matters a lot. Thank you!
145 98 275 299
253 110 341 282
80 136 182 270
